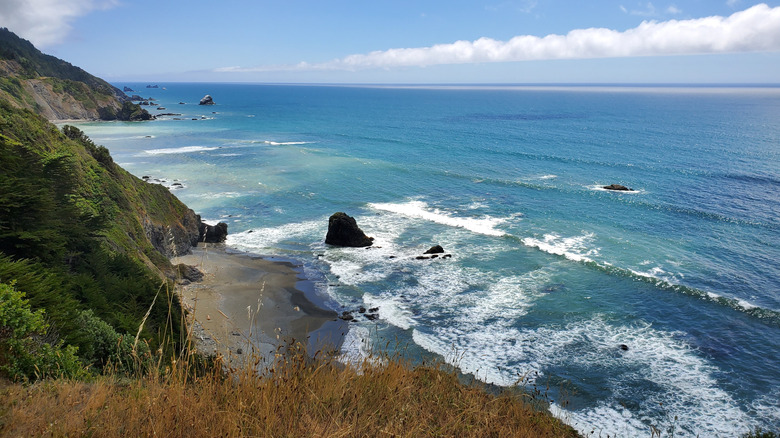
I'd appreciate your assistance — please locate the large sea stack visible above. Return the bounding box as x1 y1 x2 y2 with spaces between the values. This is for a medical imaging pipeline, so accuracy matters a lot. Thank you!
199 95 215 105
325 212 374 247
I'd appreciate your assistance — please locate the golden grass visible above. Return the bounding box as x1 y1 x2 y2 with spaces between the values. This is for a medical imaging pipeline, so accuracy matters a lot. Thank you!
0 342 578 437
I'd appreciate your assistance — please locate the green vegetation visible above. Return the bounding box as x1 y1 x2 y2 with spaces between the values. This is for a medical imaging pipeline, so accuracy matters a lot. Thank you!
0 101 191 378
0 27 151 121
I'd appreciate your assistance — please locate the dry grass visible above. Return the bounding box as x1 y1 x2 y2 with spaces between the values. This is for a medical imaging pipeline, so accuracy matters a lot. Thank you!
0 341 578 437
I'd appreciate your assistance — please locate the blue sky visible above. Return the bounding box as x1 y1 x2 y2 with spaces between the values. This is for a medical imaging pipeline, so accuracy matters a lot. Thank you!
2 0 780 83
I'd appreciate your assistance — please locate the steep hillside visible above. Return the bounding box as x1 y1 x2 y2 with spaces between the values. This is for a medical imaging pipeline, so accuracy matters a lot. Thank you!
0 28 151 121
0 101 197 377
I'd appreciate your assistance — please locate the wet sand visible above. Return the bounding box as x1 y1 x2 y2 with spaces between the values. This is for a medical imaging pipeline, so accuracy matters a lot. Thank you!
173 244 345 368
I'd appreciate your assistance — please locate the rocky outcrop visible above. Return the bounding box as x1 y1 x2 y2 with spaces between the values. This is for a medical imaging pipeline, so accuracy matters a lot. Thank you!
603 184 632 191
424 245 445 254
325 212 373 247
142 209 202 258
199 222 228 243
172 264 204 284
199 95 215 105
123 86 134 92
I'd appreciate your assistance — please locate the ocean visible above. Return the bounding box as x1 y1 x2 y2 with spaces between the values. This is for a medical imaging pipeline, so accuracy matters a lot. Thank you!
73 83 780 436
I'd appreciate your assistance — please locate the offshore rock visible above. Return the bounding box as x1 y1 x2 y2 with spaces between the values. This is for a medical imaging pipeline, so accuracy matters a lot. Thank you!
603 184 632 191
325 212 373 247
424 245 445 254
199 94 215 105
199 222 228 243
123 86 134 92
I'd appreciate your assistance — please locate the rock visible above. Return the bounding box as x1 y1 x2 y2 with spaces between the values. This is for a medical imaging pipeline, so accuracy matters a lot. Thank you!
415 256 430 260
368 307 379 312
236 348 243 354
619 344 629 351
179 102 186 104
130 94 144 101
123 86 134 92
325 212 374 247
365 314 379 321
157 107 166 110
199 94 215 105
424 245 445 254
198 222 228 243
339 311 354 321
358 307 366 313
174 264 204 283
146 84 159 88
603 184 632 191
442 254 452 259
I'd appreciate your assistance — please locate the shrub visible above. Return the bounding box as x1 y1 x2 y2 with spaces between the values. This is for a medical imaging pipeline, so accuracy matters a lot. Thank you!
0 282 85 381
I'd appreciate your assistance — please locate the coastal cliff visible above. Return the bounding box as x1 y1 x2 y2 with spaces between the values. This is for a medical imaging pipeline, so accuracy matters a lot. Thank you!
0 28 151 121
0 100 198 377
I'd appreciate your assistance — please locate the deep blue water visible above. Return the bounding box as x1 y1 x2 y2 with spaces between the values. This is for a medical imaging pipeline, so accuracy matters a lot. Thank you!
74 83 780 436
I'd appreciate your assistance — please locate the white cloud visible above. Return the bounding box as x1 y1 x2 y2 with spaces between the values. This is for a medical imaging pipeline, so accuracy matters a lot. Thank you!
727 0 742 7
219 4 780 73
0 0 118 47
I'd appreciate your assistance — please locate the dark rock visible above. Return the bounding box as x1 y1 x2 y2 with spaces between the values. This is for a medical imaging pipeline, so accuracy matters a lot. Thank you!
199 94 215 105
430 254 439 259
325 212 374 247
424 245 445 254
123 86 134 92
368 307 379 312
157 107 167 110
146 84 159 88
130 94 144 101
339 311 354 321
603 184 632 191
236 348 242 354
415 256 430 260
388 255 396 259
174 264 204 283
358 307 366 313
442 254 452 259
142 175 150 179
179 102 186 104
199 222 228 243
365 314 379 321
142 209 201 258
619 344 629 351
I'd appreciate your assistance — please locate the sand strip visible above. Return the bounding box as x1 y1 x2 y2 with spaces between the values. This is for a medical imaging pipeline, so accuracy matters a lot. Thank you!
173 244 345 369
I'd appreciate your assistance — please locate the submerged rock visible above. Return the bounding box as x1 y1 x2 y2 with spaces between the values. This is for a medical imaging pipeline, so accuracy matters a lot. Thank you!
603 184 632 191
199 222 228 243
199 94 215 105
325 212 374 247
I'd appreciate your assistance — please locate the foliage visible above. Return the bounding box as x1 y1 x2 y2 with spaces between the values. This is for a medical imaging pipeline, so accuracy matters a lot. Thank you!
0 282 85 381
0 101 188 376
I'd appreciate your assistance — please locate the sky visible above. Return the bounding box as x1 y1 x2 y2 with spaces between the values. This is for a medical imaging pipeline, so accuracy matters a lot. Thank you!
2 0 780 83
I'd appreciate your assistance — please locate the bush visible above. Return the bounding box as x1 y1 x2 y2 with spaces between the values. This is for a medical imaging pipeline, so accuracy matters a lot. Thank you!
0 282 85 381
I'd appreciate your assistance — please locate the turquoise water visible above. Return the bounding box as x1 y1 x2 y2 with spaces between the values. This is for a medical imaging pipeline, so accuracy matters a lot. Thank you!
75 83 780 436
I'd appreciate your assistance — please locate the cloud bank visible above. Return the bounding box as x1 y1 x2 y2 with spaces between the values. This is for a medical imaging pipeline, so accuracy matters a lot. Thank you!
219 3 780 73
0 0 117 47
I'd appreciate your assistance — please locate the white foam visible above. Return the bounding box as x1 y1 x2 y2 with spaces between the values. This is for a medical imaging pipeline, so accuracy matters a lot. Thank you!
369 200 509 237
226 220 323 253
539 174 558 180
338 325 373 367
144 146 221 155
263 140 313 146
362 293 415 330
522 233 600 262
414 315 750 437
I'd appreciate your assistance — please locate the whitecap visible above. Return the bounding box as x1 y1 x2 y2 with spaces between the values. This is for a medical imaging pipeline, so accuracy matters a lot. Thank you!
263 140 313 146
369 200 509 237
144 146 221 155
521 233 599 262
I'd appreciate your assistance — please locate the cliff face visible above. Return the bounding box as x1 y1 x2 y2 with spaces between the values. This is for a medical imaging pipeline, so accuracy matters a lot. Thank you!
0 28 150 121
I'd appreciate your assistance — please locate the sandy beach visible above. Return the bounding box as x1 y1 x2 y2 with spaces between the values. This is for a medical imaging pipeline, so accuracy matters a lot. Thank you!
173 244 345 368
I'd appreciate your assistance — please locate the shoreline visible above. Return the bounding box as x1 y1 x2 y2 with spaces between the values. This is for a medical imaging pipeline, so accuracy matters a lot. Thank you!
173 244 345 368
